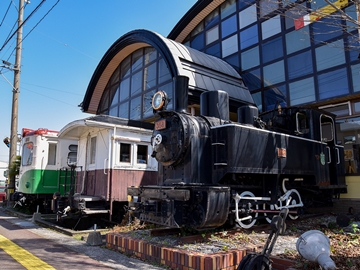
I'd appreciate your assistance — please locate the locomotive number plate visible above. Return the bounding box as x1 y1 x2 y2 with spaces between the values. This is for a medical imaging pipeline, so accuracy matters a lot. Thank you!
277 148 287 158
155 119 166 130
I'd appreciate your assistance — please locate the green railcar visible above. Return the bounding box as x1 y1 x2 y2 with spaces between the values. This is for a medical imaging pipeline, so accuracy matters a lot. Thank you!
16 128 77 211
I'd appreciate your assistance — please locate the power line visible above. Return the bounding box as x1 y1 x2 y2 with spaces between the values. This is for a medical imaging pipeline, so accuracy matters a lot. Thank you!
21 0 60 45
0 1 12 27
1 0 62 74
21 81 83 96
22 86 82 107
0 0 46 52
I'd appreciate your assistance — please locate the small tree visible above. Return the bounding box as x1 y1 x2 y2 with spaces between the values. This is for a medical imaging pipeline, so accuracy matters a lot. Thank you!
9 155 21 178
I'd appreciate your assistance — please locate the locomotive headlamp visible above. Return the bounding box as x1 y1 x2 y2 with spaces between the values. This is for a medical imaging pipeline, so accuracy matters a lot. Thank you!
152 90 168 111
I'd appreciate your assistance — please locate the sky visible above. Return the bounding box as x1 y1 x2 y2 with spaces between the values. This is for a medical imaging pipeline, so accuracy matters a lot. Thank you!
0 0 197 162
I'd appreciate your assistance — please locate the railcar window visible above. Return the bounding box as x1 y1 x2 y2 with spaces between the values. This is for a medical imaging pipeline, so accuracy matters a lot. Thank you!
22 142 33 166
90 137 97 164
137 145 148 164
48 143 57 165
67 144 78 166
295 112 309 134
321 115 334 142
120 143 131 163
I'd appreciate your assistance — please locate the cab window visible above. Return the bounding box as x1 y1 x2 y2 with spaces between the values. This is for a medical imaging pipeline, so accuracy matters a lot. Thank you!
48 143 57 165
321 115 334 142
295 112 309 134
22 142 33 166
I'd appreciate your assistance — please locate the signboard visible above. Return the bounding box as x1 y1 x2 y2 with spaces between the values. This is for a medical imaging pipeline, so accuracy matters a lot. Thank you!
295 0 349 30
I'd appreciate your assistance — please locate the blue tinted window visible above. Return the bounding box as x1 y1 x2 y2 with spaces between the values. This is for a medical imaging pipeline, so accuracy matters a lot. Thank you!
206 26 219 45
345 6 358 33
259 0 279 17
241 46 260 70
240 5 257 29
312 16 343 44
221 15 237 38
289 77 315 105
264 84 287 111
205 10 219 29
130 96 141 120
224 53 240 69
119 102 129 118
240 25 258 49
263 60 285 86
190 33 205 50
242 69 261 90
286 26 310 54
315 40 345 71
351 63 360 92
252 91 263 112
239 0 255 10
206 42 221 57
109 105 118 117
261 15 281 40
111 86 119 107
158 58 172 84
348 34 360 62
318 68 349 100
131 70 143 96
221 0 236 18
287 50 313 79
262 36 283 63
222 34 238 57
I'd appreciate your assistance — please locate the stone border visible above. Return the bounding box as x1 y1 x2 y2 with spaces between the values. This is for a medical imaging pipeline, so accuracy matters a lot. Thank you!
106 232 296 270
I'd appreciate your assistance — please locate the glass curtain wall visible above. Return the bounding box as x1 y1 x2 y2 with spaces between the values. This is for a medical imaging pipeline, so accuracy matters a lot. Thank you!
182 0 359 176
182 0 358 114
98 47 173 119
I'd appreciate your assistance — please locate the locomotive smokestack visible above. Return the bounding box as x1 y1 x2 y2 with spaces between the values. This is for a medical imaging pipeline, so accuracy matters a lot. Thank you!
173 76 189 113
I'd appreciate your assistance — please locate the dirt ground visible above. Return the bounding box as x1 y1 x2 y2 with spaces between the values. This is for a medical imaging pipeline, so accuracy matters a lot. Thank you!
113 213 360 270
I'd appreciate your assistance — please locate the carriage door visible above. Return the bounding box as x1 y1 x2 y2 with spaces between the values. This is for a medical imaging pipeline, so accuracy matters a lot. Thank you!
320 115 345 186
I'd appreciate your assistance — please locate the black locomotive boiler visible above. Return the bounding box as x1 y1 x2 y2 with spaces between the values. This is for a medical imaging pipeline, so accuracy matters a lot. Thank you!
128 83 347 229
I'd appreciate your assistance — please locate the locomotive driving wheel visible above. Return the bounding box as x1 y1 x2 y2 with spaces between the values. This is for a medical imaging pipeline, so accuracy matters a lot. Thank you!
262 203 278 224
236 191 259 229
286 190 301 220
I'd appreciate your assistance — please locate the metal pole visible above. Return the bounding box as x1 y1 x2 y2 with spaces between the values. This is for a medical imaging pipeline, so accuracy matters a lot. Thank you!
7 0 24 203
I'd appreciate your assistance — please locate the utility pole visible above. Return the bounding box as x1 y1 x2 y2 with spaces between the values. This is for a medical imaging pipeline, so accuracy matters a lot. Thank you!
7 0 25 203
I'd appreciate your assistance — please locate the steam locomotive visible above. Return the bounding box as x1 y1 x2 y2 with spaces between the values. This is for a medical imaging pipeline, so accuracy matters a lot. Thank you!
128 80 347 229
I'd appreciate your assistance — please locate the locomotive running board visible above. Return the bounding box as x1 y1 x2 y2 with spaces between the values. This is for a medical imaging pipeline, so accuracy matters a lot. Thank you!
83 209 109 214
128 186 190 201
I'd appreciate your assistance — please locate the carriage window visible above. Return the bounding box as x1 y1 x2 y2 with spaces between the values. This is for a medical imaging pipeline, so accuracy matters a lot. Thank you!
90 137 97 164
120 143 131 163
22 142 33 166
137 145 148 164
48 143 57 165
321 115 334 142
68 144 78 166
295 112 309 134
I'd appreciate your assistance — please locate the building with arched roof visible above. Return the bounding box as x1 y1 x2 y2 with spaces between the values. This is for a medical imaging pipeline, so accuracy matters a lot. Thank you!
80 0 360 203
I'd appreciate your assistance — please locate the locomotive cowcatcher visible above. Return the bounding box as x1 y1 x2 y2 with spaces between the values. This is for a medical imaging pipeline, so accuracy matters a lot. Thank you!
128 76 347 229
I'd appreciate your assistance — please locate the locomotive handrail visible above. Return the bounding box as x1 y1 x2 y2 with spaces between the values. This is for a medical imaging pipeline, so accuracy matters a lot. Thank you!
326 146 331 164
336 148 340 164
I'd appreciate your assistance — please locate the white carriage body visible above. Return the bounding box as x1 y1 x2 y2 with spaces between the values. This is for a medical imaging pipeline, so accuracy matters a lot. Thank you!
58 115 158 205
